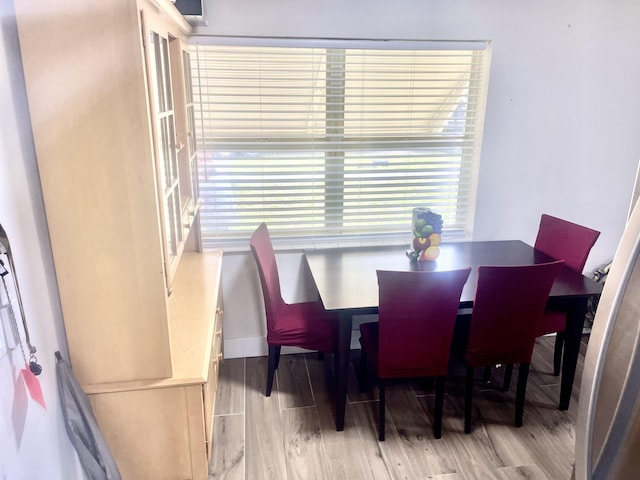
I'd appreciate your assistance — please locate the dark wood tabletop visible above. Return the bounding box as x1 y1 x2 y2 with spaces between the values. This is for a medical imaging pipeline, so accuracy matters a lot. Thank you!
305 240 603 311
304 240 604 430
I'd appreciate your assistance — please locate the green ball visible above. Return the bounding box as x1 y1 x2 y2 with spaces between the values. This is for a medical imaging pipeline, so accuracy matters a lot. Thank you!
421 224 434 236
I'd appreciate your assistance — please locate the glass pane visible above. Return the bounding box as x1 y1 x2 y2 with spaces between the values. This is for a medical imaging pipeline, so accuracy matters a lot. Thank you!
164 191 176 256
167 114 178 183
148 33 163 112
187 104 196 154
183 51 193 103
191 154 199 203
172 190 183 244
159 118 169 188
160 37 172 111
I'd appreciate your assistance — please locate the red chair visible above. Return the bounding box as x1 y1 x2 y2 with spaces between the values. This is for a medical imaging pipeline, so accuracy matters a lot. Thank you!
250 223 339 396
533 214 600 375
460 261 564 433
359 268 471 440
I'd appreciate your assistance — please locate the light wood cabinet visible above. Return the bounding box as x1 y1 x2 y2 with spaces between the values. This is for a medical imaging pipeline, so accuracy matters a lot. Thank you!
85 252 224 479
14 0 222 478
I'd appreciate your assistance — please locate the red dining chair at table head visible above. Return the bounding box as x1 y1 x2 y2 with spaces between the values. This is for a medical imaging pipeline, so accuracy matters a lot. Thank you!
461 260 564 434
535 214 600 273
250 223 339 397
358 267 471 440
533 214 600 376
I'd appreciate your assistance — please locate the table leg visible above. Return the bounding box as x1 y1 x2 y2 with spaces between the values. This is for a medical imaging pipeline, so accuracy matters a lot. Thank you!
560 297 588 410
335 312 353 431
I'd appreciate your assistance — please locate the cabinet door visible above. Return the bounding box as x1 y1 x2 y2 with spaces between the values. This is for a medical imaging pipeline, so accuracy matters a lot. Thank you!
172 45 202 253
184 50 200 207
144 10 201 286
15 0 175 385
146 27 184 283
179 48 200 210
91 386 208 480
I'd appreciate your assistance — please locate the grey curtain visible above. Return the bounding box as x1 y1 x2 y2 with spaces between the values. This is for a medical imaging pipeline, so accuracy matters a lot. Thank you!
55 351 121 480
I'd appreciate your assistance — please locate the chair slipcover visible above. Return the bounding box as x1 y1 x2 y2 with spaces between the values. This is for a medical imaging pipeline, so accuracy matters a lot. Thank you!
461 260 564 433
250 223 338 396
359 268 471 439
534 214 601 273
466 261 565 367
533 214 600 376
362 269 471 378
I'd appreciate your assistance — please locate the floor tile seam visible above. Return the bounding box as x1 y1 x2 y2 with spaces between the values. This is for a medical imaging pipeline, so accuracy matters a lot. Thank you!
279 404 318 412
243 358 247 479
214 412 246 418
348 398 379 405
303 354 318 408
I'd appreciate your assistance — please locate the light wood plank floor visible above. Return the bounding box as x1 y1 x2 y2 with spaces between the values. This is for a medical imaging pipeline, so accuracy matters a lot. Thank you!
209 335 588 480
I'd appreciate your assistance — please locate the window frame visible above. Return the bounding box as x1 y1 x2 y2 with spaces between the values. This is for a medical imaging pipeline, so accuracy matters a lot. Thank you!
189 37 491 250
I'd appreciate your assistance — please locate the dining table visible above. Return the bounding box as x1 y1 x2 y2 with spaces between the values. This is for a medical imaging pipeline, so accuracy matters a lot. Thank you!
304 240 604 431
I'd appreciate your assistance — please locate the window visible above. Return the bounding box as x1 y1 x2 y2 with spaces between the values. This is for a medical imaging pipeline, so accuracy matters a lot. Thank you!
190 39 491 249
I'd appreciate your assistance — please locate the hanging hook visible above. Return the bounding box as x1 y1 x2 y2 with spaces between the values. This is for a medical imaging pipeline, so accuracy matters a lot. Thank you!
0 224 40 374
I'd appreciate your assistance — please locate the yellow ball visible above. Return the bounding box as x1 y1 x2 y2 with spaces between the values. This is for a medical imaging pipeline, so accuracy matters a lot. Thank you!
423 246 440 261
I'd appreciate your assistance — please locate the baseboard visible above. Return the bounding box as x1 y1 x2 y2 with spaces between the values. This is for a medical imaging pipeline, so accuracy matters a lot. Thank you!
223 331 363 359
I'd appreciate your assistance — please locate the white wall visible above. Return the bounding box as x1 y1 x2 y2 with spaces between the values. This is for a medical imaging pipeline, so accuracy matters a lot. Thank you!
193 0 640 357
0 2 83 478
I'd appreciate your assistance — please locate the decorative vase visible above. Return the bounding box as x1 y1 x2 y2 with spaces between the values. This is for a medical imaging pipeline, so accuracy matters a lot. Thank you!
408 207 443 262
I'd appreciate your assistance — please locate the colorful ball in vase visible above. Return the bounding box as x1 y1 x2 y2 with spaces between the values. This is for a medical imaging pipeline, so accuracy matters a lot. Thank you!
410 210 443 262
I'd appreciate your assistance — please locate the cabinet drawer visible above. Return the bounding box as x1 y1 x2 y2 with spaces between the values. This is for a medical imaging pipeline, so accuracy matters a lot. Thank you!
203 303 223 458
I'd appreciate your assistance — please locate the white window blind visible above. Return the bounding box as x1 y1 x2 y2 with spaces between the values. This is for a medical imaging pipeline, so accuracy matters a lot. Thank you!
190 39 491 249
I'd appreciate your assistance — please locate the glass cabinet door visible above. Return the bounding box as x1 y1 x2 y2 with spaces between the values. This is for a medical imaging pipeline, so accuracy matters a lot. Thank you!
144 14 202 287
183 50 200 210
148 30 183 276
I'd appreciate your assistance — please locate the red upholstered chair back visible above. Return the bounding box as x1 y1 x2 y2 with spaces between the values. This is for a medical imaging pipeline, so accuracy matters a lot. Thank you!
465 261 564 367
534 214 600 273
250 223 285 334
377 268 471 378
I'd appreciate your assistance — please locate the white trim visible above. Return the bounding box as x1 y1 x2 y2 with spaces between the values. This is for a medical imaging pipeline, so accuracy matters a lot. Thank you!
189 35 489 51
223 336 317 359
223 329 366 359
